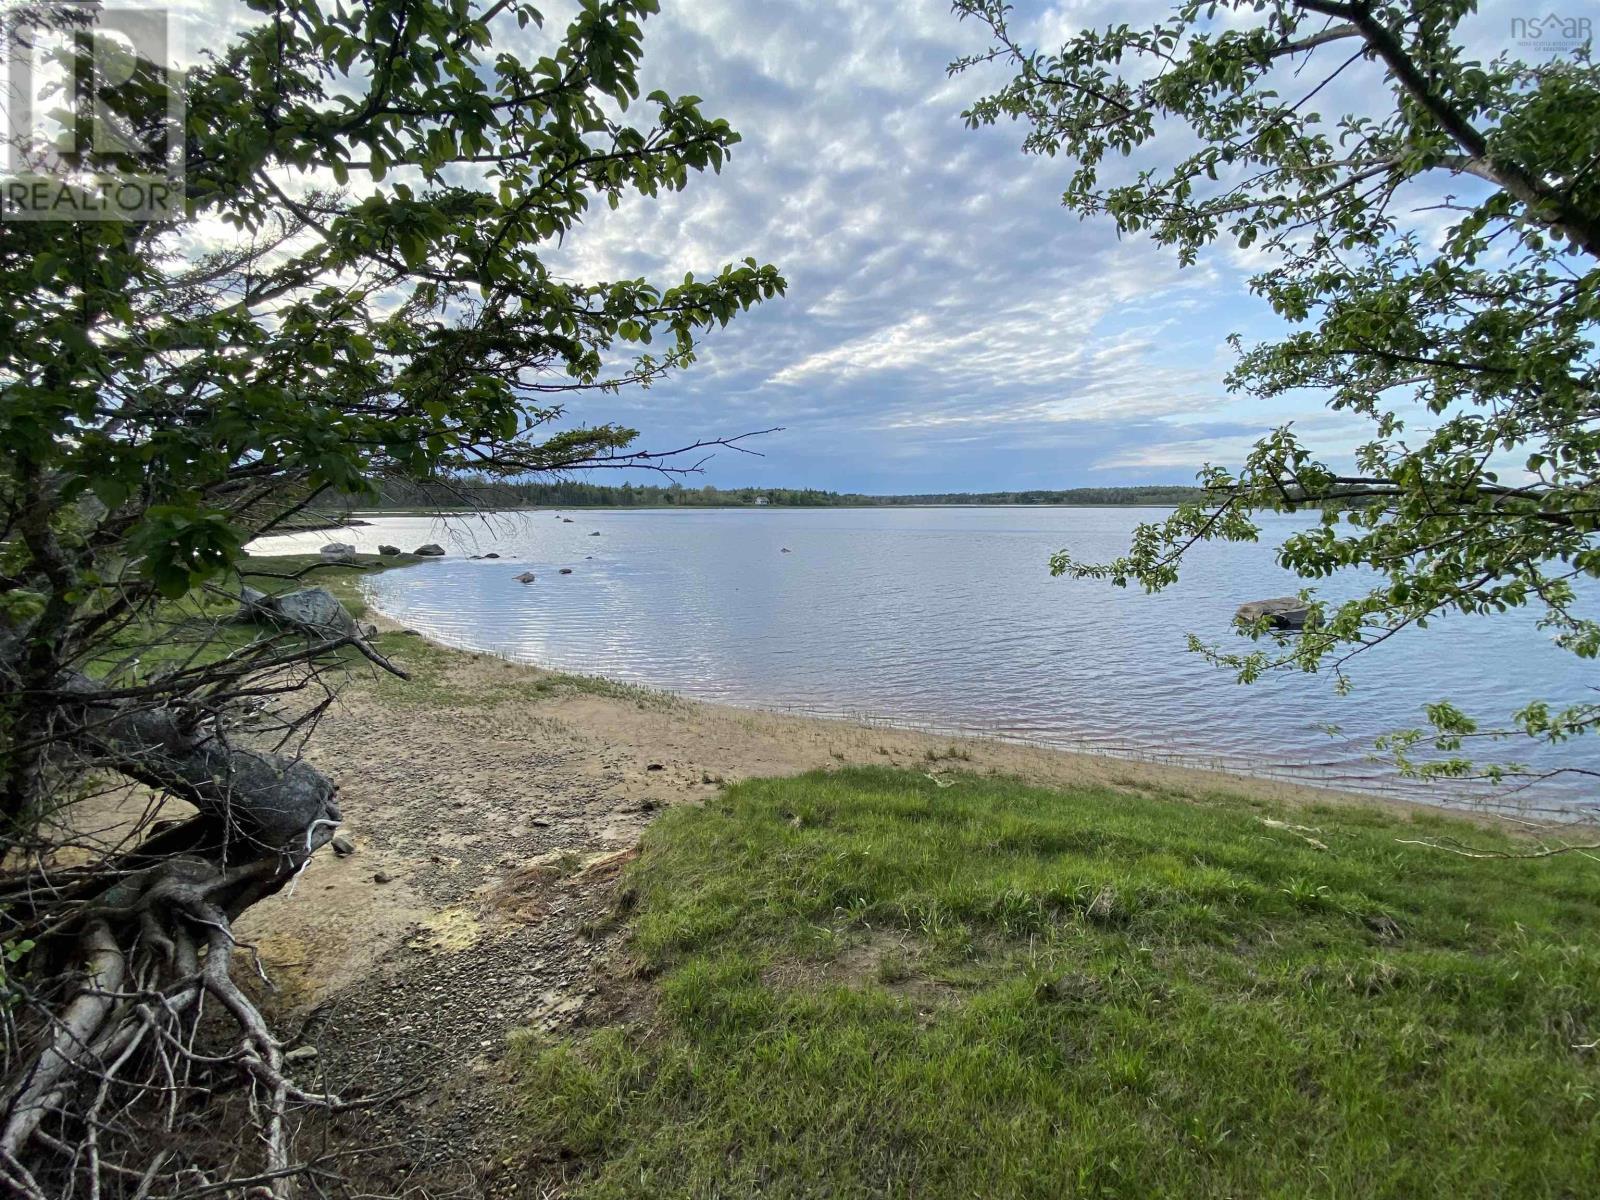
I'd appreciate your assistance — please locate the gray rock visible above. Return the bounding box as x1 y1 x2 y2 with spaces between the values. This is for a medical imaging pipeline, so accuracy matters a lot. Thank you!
1235 596 1318 631
589 531 601 536
331 834 356 856
558 568 573 575
319 542 357 562
236 586 358 643
373 870 394 884
378 544 401 556
484 552 501 559
414 543 446 556
515 571 537 583
235 585 271 621
271 587 358 639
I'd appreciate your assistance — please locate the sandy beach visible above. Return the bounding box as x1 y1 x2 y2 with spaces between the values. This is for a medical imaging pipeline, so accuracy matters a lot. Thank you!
229 602 1471 1192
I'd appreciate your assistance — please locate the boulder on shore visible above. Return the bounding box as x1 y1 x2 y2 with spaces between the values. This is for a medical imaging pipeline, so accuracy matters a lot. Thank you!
237 586 358 640
377 544 401 556
269 587 360 638
414 543 446 556
319 542 357 562
1235 597 1317 631
235 585 271 622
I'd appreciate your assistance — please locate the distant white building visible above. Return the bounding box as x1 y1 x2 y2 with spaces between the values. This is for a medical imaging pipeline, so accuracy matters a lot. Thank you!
753 496 770 505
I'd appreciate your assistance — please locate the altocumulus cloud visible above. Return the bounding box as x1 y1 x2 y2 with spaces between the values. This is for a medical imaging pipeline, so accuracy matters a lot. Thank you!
187 0 1525 490
546 0 1267 490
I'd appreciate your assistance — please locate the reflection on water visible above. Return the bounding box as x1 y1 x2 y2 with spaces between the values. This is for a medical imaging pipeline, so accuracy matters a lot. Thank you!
252 507 1599 815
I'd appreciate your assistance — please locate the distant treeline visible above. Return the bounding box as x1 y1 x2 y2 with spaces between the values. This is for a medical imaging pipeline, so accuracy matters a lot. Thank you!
360 477 1206 509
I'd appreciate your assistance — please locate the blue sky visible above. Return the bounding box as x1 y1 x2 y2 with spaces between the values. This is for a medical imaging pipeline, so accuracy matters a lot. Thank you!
186 0 1549 493
540 0 1382 492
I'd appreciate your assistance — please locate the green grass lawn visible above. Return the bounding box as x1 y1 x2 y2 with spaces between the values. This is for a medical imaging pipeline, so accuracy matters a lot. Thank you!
510 767 1600 1199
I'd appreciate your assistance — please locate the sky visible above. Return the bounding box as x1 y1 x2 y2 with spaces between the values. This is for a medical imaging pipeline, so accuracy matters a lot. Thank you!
551 0 1280 492
180 0 1555 493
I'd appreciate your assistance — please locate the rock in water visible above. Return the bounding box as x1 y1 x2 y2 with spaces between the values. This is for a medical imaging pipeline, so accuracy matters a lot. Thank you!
1235 597 1317 631
319 542 357 562
515 571 537 583
484 552 501 559
589 531 601 536
378 544 401 556
414 543 446 556
558 568 573 575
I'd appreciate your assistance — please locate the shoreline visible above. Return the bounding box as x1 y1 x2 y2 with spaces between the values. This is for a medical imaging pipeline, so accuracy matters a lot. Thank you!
350 562 1543 823
226 554 1555 1190
245 571 1473 1016
348 562 1487 826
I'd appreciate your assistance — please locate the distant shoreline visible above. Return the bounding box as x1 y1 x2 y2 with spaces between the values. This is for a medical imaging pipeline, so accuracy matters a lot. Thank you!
325 479 1210 516
281 499 1197 528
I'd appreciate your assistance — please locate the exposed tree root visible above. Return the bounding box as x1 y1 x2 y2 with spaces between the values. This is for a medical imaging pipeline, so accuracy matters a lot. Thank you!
0 671 376 1196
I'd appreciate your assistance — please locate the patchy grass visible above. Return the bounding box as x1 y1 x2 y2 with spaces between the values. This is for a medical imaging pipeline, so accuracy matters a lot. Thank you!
83 552 401 680
509 767 1600 1198
357 641 679 711
88 553 674 710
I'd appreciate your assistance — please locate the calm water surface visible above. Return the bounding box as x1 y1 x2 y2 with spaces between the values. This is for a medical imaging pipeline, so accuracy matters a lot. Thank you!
253 507 1599 814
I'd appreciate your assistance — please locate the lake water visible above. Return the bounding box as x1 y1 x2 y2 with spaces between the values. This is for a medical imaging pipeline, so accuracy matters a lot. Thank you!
252 507 1599 816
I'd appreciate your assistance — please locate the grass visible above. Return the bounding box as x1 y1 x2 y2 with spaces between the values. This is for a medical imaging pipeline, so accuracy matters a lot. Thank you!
88 553 676 713
85 552 398 679
509 766 1600 1198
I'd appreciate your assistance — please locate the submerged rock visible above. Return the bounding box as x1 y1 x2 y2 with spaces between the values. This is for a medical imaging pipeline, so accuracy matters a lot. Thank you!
559 568 573 575
1234 597 1318 631
414 543 445 556
484 552 501 559
515 571 537 583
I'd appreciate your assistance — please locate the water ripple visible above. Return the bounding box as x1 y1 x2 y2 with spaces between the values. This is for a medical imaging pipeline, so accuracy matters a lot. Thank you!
250 507 1599 816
